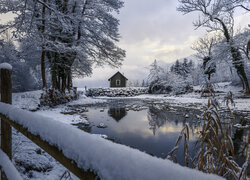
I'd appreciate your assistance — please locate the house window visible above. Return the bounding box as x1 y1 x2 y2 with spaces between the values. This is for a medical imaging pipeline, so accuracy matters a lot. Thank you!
116 80 120 86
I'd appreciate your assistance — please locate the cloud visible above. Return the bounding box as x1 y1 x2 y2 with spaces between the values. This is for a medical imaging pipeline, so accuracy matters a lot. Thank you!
75 1 208 87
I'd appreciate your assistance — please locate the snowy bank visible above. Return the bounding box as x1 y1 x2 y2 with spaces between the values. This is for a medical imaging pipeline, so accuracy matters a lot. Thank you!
0 149 22 180
0 102 224 180
86 87 148 97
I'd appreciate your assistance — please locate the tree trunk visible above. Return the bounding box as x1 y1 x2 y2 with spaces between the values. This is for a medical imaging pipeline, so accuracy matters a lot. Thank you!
231 46 250 94
41 47 47 89
67 71 72 92
62 74 66 93
41 0 47 89
215 17 250 94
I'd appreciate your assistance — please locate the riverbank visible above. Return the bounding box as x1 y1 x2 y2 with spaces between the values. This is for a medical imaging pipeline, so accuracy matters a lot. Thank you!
9 82 250 179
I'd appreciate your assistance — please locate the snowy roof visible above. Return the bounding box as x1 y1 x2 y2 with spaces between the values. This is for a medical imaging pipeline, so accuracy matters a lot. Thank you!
108 71 128 81
0 102 224 180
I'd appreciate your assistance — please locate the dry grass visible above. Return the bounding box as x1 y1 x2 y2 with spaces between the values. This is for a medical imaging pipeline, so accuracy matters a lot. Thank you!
201 82 216 97
168 98 249 179
167 124 190 167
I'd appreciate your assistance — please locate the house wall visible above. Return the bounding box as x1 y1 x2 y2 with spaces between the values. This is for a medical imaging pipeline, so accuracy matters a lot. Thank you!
110 73 126 88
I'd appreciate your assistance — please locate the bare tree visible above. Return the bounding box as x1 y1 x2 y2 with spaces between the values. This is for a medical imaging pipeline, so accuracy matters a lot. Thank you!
247 40 250 58
192 34 220 81
178 0 250 94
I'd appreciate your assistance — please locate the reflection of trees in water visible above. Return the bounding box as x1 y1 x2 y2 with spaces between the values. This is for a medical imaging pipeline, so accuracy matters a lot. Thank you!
232 119 249 160
147 106 171 135
108 107 127 122
147 105 200 136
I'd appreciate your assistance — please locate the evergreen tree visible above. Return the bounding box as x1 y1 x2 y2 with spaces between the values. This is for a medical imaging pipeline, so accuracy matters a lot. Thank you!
148 60 164 82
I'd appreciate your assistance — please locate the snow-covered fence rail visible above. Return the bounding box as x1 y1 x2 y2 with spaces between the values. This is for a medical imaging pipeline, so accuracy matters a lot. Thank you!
0 64 96 179
0 107 96 180
0 63 224 180
0 103 225 180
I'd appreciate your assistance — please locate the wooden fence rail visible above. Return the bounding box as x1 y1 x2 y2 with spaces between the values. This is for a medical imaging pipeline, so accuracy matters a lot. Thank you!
0 64 224 180
0 65 96 180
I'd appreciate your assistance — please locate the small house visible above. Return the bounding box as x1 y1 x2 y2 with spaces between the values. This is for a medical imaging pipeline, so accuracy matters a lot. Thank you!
108 71 128 88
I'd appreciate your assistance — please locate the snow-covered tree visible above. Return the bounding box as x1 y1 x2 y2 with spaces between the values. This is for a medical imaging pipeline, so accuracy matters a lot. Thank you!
134 80 140 87
148 59 193 94
170 59 194 78
178 0 250 94
0 32 39 91
148 60 164 82
0 0 126 93
192 34 219 81
247 40 250 58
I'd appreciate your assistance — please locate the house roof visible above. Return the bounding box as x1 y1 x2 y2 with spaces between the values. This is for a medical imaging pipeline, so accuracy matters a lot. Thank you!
108 71 128 81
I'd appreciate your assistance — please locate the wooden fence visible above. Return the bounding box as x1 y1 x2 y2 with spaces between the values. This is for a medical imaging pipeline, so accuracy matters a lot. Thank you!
0 67 96 180
0 65 225 180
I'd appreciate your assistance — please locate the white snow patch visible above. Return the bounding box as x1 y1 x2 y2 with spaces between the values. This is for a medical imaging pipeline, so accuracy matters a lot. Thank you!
0 62 12 70
68 93 106 105
0 102 224 180
13 90 42 110
0 149 22 180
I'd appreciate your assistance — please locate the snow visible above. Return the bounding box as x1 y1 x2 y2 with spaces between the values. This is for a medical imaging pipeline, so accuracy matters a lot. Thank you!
6 82 250 179
68 93 106 106
0 149 22 180
0 102 224 180
0 62 12 70
11 91 105 126
86 87 148 97
13 90 42 110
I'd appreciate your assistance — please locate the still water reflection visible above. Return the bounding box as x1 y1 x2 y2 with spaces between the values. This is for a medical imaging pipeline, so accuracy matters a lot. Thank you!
75 100 202 163
71 99 249 173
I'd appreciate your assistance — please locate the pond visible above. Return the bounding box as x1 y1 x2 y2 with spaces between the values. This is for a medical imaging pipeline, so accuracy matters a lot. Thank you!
67 98 249 170
66 99 203 164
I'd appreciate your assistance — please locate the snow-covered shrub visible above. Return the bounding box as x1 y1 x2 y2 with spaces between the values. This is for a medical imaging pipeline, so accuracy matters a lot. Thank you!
147 60 194 95
149 72 193 95
40 88 78 107
86 87 148 97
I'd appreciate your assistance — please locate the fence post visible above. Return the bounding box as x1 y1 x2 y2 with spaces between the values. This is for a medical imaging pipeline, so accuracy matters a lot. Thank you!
0 64 12 180
0 64 12 167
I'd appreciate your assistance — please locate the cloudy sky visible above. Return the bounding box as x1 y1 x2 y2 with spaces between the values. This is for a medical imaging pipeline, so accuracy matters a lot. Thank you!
0 1 248 88
74 0 248 88
75 0 208 87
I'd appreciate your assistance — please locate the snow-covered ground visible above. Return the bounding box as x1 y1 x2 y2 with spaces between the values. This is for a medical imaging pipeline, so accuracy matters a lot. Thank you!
96 82 249 112
4 82 250 179
1 102 224 180
10 91 107 179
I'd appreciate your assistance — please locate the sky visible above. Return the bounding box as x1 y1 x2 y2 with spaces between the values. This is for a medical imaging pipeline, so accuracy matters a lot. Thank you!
74 0 248 88
0 1 249 88
75 0 207 88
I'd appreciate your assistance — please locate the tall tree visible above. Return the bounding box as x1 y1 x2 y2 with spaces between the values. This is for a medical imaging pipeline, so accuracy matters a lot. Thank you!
178 0 250 94
0 0 126 93
148 60 164 82
192 34 219 81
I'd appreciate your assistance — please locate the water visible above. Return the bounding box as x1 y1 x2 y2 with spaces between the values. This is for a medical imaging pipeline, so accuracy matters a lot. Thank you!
66 98 249 174
70 99 203 164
